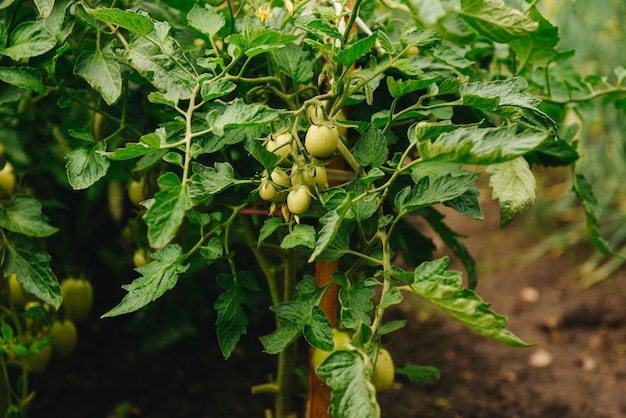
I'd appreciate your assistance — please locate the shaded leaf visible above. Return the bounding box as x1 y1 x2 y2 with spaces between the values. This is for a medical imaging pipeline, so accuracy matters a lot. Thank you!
87 7 154 36
271 43 314 85
74 44 122 105
0 66 46 96
65 141 110 190
336 33 377 67
214 271 259 358
353 127 387 168
187 4 225 37
3 234 61 309
2 21 56 60
459 0 538 43
101 244 189 317
0 195 58 237
338 278 375 328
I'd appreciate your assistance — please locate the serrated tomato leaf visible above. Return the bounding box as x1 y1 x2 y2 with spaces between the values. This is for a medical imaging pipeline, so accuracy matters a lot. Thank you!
0 195 58 237
143 172 191 249
406 257 532 347
3 233 61 309
317 350 380 418
214 271 259 358
487 157 536 227
101 244 188 318
65 141 110 190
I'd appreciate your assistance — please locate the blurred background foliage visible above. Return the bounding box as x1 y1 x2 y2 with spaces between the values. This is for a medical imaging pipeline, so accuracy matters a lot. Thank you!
515 0 626 286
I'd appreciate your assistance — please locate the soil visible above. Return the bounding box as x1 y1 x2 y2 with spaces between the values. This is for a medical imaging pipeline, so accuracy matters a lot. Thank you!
27 194 626 418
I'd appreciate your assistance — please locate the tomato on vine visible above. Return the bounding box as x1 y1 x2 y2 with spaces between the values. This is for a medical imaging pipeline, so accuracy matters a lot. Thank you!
305 124 339 159
0 160 16 197
50 319 78 359
312 328 352 373
371 348 395 392
60 278 94 322
266 132 297 164
286 186 312 215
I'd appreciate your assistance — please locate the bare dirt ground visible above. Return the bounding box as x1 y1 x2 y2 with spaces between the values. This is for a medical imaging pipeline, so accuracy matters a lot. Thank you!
28 192 626 418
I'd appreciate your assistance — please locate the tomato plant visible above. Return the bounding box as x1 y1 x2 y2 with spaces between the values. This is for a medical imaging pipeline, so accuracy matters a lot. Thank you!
0 0 624 416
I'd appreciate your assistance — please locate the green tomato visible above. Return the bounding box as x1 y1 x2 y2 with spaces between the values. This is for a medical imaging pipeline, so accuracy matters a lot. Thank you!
291 164 328 190
50 319 78 359
312 329 352 372
270 169 291 188
7 273 28 308
0 160 16 197
60 278 94 322
286 186 312 215
305 125 339 159
266 132 297 163
133 248 152 268
127 177 146 207
29 345 52 373
371 348 395 392
259 179 279 202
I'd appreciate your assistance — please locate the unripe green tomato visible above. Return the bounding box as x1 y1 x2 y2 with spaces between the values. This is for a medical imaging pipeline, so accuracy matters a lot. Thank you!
133 248 152 268
259 179 279 202
0 160 16 197
287 186 312 215
266 132 297 163
270 169 291 188
312 329 352 372
50 319 78 359
7 273 27 308
60 278 94 322
371 348 395 392
291 164 328 190
127 178 146 207
305 125 339 159
29 345 52 373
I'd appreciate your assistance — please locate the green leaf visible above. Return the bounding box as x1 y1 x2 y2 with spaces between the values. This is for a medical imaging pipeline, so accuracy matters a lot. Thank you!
200 237 223 264
65 141 111 190
226 26 298 58
509 7 559 72
401 28 441 49
308 194 353 263
303 306 334 350
572 174 615 256
0 195 58 237
214 271 259 358
143 173 191 249
459 0 538 43
459 78 555 130
86 7 154 36
257 217 283 248
317 351 380 418
353 127 387 168
209 101 282 136
0 67 46 96
281 224 316 250
338 279 375 329
395 172 480 214
429 43 473 69
101 244 189 318
122 21 195 103
396 364 440 383
378 319 407 335
387 75 440 99
187 4 225 37
107 140 159 160
200 79 236 102
74 44 122 105
271 43 314 85
379 285 403 309
189 162 236 201
419 125 549 165
34 0 54 18
407 257 531 347
3 234 61 309
260 276 330 354
2 21 56 60
335 33 377 67
486 157 536 227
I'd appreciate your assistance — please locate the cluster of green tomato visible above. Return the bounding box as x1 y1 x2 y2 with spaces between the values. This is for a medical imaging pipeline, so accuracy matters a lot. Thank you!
7 275 94 372
259 104 345 216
